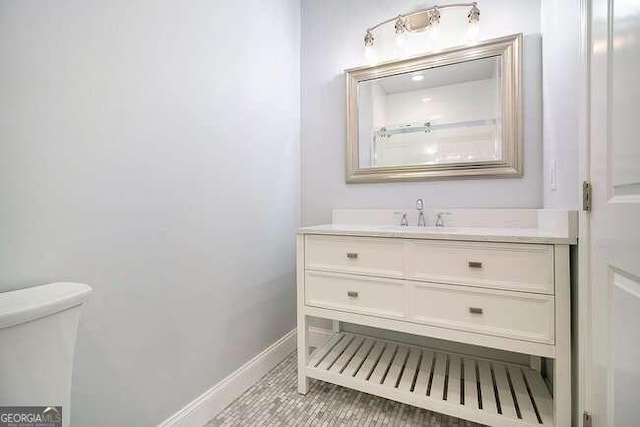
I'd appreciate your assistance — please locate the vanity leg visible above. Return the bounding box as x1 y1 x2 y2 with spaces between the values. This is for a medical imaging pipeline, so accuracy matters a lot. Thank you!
529 355 542 372
554 350 571 426
297 314 309 395
332 320 341 333
554 245 571 426
296 234 309 395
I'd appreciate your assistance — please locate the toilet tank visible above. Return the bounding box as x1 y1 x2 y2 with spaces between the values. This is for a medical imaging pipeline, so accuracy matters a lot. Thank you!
0 282 92 427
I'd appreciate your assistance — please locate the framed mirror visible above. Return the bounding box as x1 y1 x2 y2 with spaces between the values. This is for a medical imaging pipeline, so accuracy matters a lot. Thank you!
345 33 522 183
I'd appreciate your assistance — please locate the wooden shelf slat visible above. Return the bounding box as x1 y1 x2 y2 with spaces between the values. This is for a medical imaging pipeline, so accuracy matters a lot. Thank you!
307 332 554 427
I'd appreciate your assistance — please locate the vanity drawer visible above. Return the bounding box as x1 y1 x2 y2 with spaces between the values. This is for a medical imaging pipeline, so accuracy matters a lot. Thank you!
305 235 404 278
408 241 554 294
408 282 554 344
305 271 406 319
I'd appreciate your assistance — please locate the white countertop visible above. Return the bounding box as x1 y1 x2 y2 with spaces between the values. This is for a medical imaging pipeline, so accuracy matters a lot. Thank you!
297 224 577 244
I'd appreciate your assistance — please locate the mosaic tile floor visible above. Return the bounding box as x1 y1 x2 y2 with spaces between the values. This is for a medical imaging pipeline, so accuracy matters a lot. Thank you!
206 352 483 427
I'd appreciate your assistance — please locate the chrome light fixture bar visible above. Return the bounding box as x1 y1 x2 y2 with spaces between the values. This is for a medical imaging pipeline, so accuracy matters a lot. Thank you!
364 2 481 61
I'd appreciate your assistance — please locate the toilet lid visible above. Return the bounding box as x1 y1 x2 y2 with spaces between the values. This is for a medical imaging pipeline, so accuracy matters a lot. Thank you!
0 282 92 329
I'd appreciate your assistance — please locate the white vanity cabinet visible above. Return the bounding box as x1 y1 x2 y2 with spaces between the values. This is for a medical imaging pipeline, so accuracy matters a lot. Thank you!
297 218 574 427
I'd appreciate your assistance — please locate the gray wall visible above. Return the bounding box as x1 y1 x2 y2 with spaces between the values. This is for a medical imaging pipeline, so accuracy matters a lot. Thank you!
0 1 300 425
301 0 544 226
541 0 582 209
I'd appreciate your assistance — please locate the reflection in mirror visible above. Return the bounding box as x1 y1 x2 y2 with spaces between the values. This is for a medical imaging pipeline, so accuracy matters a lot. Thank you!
358 56 502 168
345 33 522 183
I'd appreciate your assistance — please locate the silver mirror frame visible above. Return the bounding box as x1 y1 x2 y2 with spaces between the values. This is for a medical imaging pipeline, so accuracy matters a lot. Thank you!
345 33 523 183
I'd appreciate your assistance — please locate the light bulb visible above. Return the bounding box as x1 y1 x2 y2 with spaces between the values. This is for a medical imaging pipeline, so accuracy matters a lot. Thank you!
467 21 480 42
365 45 379 65
430 24 440 41
423 146 437 155
396 32 409 58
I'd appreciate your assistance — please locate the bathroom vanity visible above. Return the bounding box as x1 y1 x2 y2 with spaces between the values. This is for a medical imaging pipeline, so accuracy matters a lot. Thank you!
297 209 576 427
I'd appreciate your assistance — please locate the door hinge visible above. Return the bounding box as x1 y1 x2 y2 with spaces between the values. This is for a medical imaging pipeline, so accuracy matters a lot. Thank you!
583 411 593 427
583 181 592 211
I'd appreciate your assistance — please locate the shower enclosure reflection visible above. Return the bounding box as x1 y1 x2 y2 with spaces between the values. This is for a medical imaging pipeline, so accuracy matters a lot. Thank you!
358 56 501 168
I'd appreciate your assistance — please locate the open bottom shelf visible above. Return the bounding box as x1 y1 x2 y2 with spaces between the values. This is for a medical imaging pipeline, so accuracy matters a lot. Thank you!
305 332 554 427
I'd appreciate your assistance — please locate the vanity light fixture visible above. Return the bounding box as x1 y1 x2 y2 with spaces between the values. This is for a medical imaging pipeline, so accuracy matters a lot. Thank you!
364 2 480 62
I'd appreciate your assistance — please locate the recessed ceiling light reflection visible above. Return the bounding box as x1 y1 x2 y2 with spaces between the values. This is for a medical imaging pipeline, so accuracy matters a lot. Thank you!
421 97 432 102
411 74 424 82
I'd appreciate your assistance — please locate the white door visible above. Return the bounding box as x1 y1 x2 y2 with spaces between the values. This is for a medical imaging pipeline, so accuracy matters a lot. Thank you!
589 0 640 425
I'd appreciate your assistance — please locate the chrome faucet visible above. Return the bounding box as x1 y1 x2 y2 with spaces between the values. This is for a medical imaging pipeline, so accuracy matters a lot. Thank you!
435 212 451 227
416 199 426 227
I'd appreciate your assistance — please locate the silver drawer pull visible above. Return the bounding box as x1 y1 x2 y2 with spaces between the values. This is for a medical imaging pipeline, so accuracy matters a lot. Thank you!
469 307 483 314
346 252 359 259
347 291 359 298
468 261 483 269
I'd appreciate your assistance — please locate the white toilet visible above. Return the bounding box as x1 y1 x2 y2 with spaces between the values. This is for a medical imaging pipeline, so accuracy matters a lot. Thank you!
0 282 92 427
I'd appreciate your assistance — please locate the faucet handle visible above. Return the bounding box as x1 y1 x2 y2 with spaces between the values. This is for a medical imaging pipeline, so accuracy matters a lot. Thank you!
393 211 409 226
435 211 451 227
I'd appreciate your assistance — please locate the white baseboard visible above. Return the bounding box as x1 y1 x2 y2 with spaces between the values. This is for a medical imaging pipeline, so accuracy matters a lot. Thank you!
158 328 297 427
